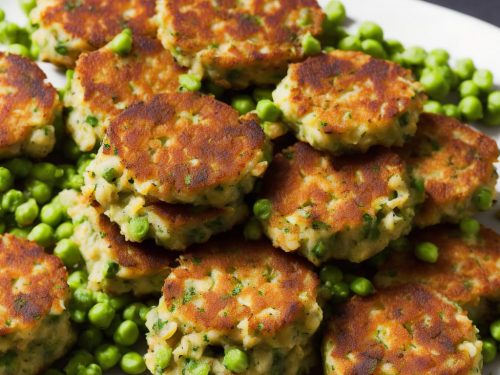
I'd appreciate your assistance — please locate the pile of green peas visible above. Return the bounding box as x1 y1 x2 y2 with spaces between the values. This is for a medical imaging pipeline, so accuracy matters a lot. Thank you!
0 1 39 59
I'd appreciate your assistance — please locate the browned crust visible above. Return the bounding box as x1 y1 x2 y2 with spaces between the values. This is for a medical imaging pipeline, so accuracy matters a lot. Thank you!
324 284 478 375
0 234 68 336
39 0 156 48
75 36 185 117
0 53 59 149
374 225 491 307
400 113 499 223
162 235 319 336
287 51 423 134
147 202 235 227
162 0 324 69
106 93 266 198
262 142 405 231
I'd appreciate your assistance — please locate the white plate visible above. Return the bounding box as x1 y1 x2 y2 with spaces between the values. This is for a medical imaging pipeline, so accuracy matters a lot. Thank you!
1 0 499 373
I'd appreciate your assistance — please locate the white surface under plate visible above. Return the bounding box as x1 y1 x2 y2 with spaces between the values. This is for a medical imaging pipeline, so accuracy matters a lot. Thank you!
1 0 499 373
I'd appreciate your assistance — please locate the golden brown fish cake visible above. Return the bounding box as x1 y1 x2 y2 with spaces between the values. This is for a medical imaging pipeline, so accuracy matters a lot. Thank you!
65 35 186 151
145 235 323 375
256 142 416 265
155 0 325 88
401 113 499 227
69 198 175 295
31 0 157 67
0 234 75 374
273 50 426 155
85 92 270 208
0 52 60 159
322 284 482 375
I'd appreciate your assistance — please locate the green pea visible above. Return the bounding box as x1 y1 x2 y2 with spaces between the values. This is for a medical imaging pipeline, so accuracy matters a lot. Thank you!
472 69 493 91
223 348 249 373
120 352 147 375
243 218 262 240
113 320 140 346
40 203 64 227
459 96 483 121
95 344 122 370
358 21 383 41
473 187 493 211
122 303 146 325
312 241 326 258
78 327 104 351
0 10 4 22
301 33 321 56
459 217 480 237
20 0 37 14
0 21 19 45
25 180 52 205
70 308 87 324
252 87 273 102
0 167 14 192
429 48 449 64
67 174 84 190
68 270 88 290
324 0 346 24
138 305 152 323
414 241 439 263
15 198 39 227
31 162 63 183
88 302 116 329
179 74 202 92
384 39 403 55
54 239 83 268
184 360 210 375
55 221 74 240
64 350 94 375
454 58 476 81
442 104 460 119
487 91 500 116
2 189 25 212
338 35 362 51
420 69 449 100
401 46 427 66
490 319 500 341
155 345 172 371
482 338 498 363
108 29 133 56
458 80 480 98
319 264 343 284
127 216 149 242
253 199 272 220
9 227 30 239
256 100 281 122
30 41 40 60
73 288 96 311
79 363 102 375
7 43 30 58
350 277 374 296
4 158 32 178
361 39 386 59
231 95 255 115
330 281 350 301
109 294 133 311
423 100 443 114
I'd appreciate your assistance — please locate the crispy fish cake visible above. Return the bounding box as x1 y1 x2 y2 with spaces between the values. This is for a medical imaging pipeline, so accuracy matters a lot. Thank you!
273 51 426 155
375 225 500 314
69 197 175 295
0 234 75 375
155 0 325 88
84 92 270 208
0 52 60 159
31 0 157 67
145 236 323 375
257 142 416 265
401 113 499 227
65 36 186 151
322 285 482 375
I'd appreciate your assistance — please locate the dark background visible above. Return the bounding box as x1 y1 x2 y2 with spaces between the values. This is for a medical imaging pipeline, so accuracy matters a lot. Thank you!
424 0 500 27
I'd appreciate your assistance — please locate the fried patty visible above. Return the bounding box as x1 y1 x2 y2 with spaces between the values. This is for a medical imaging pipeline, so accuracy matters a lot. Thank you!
69 197 175 295
257 142 416 265
273 50 426 155
375 225 500 316
145 236 322 375
323 284 482 375
65 36 186 151
0 234 75 375
0 52 60 159
31 0 157 67
84 92 270 208
155 0 325 88
400 113 499 227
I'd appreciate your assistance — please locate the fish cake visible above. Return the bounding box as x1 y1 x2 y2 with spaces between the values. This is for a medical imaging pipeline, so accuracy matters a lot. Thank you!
31 0 157 67
84 92 270 208
145 236 323 375
323 284 482 375
401 113 499 227
155 0 325 88
65 36 186 151
257 142 417 265
0 234 75 375
273 50 426 155
0 52 60 159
